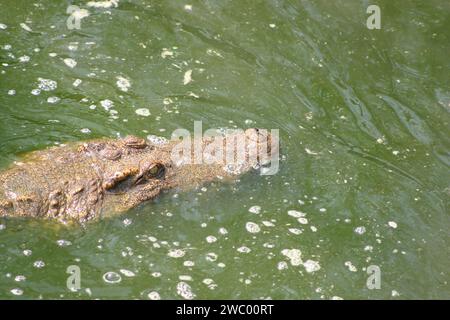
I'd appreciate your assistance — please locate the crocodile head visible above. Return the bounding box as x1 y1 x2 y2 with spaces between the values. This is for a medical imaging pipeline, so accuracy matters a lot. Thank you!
0 128 278 224
99 128 278 216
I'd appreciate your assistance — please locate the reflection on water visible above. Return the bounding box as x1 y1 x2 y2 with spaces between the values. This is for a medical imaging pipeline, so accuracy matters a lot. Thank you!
0 0 449 299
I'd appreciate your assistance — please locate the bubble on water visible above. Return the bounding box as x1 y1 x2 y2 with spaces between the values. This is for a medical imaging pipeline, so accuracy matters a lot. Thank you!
391 290 400 297
147 135 168 145
248 205 261 214
344 261 357 272
47 96 60 104
116 76 131 92
123 218 132 226
288 210 306 218
319 208 327 212
303 260 321 273
310 226 317 232
288 228 302 235
281 249 303 266
100 99 114 111
245 222 261 233
202 278 217 290
184 4 193 12
0 23 7 30
331 296 344 300
10 288 23 296
183 70 192 85
7 89 16 95
262 221 275 227
135 108 150 117
179 275 192 281
33 260 45 268
119 269 135 277
177 281 196 300
277 261 288 270
151 272 161 278
0 224 5 231
20 23 32 32
56 239 72 247
31 89 41 95
73 79 82 87
23 249 32 256
183 260 195 267
206 236 217 243
219 227 228 235
297 217 308 225
148 291 160 300
388 221 398 229
103 271 122 284
168 249 185 258
237 246 251 253
14 275 26 282
161 48 174 58
18 55 30 63
37 78 57 91
354 226 366 235
49 52 57 57
206 252 217 262
80 128 91 134
87 0 119 9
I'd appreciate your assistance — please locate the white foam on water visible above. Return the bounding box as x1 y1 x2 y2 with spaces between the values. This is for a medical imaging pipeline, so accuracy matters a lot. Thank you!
248 205 261 214
344 261 357 272
388 221 398 229
47 96 60 104
237 246 251 253
116 76 131 92
19 55 30 62
87 0 119 8
281 249 303 266
37 78 57 91
168 249 185 258
73 79 82 87
148 291 160 300
176 281 195 300
10 288 23 296
183 69 193 85
63 58 77 68
245 222 261 233
20 23 32 32
354 226 366 235
288 210 306 218
100 99 114 111
303 260 321 273
135 108 150 117
161 48 174 58
119 269 135 277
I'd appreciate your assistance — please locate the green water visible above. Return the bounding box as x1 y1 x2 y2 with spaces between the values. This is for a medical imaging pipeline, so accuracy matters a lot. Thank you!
0 0 449 300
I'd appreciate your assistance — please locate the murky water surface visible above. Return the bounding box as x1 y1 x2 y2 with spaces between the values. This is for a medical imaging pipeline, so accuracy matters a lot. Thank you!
0 0 449 299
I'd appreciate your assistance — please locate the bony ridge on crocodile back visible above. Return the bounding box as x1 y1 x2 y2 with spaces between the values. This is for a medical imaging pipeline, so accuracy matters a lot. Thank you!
0 128 278 224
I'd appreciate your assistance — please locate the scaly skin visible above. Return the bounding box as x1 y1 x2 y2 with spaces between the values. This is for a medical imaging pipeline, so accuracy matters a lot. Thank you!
0 129 277 224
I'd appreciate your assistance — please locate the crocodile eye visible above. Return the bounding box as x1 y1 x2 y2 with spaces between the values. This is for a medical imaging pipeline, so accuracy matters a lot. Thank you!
145 163 165 179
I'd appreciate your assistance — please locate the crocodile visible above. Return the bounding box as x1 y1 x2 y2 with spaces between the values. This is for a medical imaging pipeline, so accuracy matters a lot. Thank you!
0 128 277 224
